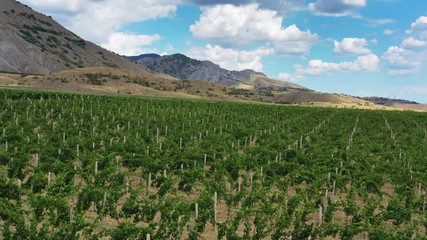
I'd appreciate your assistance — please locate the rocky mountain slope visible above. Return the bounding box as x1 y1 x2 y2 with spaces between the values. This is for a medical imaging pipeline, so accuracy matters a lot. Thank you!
363 97 419 106
132 53 302 90
362 97 427 111
234 75 308 92
0 0 144 74
128 53 161 62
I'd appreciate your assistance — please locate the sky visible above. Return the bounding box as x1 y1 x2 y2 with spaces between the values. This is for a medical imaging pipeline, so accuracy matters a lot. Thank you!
20 0 427 103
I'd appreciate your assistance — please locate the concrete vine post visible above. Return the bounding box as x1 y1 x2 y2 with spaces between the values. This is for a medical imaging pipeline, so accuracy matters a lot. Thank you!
147 173 152 194
214 191 218 223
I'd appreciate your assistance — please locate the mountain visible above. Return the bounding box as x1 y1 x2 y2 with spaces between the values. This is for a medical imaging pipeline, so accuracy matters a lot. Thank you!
275 92 367 104
0 0 144 74
128 53 161 62
132 53 273 86
363 97 427 111
363 97 419 106
133 53 309 91
234 75 308 92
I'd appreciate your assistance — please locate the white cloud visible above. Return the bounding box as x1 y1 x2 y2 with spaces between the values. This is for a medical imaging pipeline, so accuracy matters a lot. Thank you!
190 4 318 55
401 37 427 49
278 72 302 82
343 0 366 7
344 0 366 7
22 0 178 42
383 29 394 35
408 16 427 40
356 54 380 71
187 0 307 15
381 16 427 76
278 72 292 80
382 46 421 75
411 16 427 31
366 18 395 26
274 25 319 55
308 0 366 17
333 38 371 56
295 54 380 76
186 44 272 72
382 46 418 68
387 69 418 76
257 0 307 15
20 0 177 54
20 0 83 14
69 0 176 43
100 32 161 56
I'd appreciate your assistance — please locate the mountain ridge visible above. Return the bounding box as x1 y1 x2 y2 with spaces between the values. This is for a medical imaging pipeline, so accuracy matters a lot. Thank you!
363 96 419 106
132 53 268 86
128 53 161 62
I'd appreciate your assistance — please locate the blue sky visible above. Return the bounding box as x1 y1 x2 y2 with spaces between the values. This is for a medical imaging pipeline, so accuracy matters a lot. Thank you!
21 0 427 102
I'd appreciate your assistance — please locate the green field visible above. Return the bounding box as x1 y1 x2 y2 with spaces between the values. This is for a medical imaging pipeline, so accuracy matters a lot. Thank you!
0 89 426 239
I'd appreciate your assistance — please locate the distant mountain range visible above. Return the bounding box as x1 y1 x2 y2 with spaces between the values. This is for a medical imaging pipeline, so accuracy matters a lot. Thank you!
129 53 308 91
130 53 266 86
363 97 419 106
0 0 144 74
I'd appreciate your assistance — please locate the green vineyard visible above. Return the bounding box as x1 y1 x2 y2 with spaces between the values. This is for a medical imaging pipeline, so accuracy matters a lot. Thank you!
0 89 426 239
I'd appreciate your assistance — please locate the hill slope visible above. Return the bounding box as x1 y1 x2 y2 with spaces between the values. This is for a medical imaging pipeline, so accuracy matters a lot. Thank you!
235 75 308 92
274 92 366 104
0 0 144 74
363 97 427 111
0 67 280 102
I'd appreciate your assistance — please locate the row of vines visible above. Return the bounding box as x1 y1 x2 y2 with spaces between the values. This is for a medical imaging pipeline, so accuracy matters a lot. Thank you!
0 89 426 239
